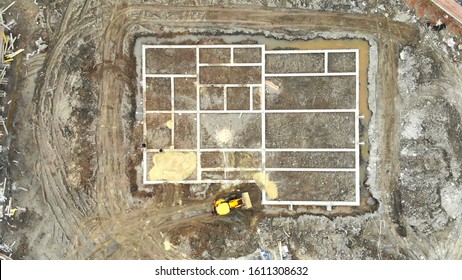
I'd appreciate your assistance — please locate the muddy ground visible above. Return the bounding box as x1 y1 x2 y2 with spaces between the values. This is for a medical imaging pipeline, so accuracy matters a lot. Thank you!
0 0 461 260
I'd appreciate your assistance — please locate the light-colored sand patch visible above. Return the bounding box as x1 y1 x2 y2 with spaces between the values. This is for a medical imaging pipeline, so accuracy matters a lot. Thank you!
253 172 278 199
166 120 173 129
227 152 255 168
164 238 173 251
148 152 196 181
216 128 233 144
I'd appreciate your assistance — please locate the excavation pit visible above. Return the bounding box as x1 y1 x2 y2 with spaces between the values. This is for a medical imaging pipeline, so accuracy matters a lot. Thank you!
140 39 368 207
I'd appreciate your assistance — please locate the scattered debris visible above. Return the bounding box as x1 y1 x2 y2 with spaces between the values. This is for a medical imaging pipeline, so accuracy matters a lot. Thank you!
427 21 447 31
0 177 6 203
35 6 46 29
259 249 273 260
0 116 8 135
2 195 27 221
2 30 24 63
279 241 292 260
35 37 47 51
0 239 14 255
4 197 16 218
26 37 47 60
447 37 456 48
0 1 15 31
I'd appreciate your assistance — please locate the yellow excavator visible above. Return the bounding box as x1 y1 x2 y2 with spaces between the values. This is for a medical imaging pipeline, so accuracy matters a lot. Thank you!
212 192 252 216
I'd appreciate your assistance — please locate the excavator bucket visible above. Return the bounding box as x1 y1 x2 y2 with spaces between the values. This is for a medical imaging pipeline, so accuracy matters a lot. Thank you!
241 192 252 209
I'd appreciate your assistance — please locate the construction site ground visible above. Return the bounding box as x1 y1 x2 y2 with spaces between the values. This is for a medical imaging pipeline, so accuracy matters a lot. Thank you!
141 41 362 206
0 0 462 260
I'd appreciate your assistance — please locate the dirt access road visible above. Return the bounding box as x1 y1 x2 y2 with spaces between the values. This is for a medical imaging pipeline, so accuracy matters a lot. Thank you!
12 0 437 259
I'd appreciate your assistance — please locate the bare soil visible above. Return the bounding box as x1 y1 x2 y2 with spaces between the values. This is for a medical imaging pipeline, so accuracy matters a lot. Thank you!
265 112 355 148
174 78 196 110
266 76 357 109
234 48 261 63
266 53 324 73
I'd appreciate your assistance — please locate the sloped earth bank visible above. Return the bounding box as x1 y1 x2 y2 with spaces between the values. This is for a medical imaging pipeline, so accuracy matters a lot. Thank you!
2 0 461 259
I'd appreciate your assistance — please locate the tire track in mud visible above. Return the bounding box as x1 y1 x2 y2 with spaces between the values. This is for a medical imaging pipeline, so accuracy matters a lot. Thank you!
94 1 146 218
70 201 214 259
107 5 418 44
374 22 415 258
31 0 109 247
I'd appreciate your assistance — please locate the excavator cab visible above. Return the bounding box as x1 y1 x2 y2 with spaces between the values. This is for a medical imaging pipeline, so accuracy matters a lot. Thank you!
212 192 252 216
215 200 232 215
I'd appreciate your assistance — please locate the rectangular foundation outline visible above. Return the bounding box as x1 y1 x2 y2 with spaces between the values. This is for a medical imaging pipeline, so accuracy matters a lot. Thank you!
141 44 361 207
